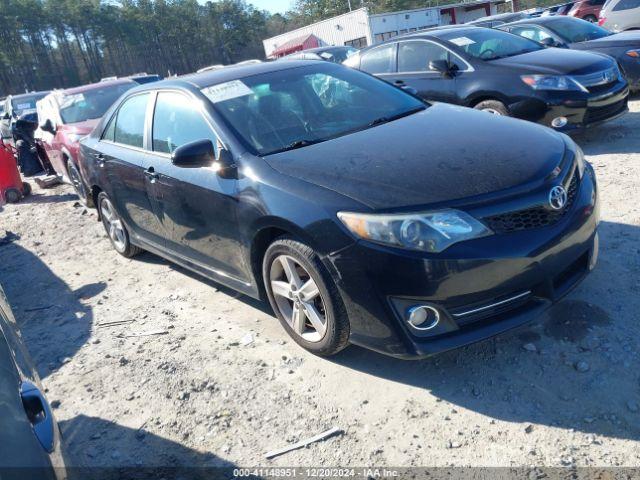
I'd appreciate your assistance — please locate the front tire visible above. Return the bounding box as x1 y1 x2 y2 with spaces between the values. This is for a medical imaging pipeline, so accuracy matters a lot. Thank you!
263 236 350 356
97 192 142 258
474 100 509 116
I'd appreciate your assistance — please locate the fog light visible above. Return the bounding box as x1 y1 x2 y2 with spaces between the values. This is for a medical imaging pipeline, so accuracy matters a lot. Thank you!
551 116 568 128
406 305 440 330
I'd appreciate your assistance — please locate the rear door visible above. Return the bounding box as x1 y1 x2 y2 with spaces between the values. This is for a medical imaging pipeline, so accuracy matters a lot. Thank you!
389 39 466 104
144 90 245 280
95 92 166 245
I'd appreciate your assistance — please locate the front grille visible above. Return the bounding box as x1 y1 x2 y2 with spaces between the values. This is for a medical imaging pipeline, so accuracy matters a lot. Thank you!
484 172 579 234
573 67 619 89
584 98 627 125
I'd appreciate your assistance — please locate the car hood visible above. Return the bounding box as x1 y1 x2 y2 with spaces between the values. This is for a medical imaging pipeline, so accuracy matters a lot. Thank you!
63 118 100 135
578 31 640 48
491 47 612 75
264 104 566 210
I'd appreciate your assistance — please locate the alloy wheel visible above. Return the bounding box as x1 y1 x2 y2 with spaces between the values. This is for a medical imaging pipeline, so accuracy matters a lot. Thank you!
100 198 127 252
269 255 327 342
482 108 503 116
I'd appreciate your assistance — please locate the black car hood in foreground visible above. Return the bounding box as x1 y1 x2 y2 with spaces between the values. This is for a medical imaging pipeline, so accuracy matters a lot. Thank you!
265 104 566 210
492 47 612 75
579 30 640 48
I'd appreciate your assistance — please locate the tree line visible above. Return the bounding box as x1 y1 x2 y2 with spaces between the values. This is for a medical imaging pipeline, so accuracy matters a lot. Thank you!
0 0 553 96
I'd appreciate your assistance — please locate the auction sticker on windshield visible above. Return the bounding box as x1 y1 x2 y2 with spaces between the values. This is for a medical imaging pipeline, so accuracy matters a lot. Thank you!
202 80 253 103
449 37 476 47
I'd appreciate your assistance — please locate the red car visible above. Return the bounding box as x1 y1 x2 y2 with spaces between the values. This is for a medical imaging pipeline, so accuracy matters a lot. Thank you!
37 79 136 204
568 0 606 22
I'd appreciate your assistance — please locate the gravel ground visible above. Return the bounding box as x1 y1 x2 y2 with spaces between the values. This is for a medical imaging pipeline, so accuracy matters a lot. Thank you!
1 97 639 474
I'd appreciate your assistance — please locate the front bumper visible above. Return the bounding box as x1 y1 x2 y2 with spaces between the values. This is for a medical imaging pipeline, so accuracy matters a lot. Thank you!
509 80 629 131
328 165 599 359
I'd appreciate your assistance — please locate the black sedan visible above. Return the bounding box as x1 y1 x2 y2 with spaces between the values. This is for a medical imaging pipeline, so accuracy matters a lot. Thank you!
79 61 599 359
499 16 640 91
343 26 629 131
0 284 66 478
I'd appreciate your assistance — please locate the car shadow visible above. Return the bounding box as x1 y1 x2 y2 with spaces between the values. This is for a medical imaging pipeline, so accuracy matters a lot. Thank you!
20 191 79 205
60 415 243 480
572 109 640 155
327 220 640 442
0 242 101 379
134 250 273 315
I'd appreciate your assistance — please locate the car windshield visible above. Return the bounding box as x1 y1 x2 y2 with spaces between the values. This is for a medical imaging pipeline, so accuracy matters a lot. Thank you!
440 28 543 60
12 93 47 116
59 83 135 124
546 18 611 42
204 63 426 156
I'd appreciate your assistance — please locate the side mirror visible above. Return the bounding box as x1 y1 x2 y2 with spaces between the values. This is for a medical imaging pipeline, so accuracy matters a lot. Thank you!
429 59 454 78
40 118 56 134
540 37 562 48
400 85 419 96
214 147 237 179
171 139 215 168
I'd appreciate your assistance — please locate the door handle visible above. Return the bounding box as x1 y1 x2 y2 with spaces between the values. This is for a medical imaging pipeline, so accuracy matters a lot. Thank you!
145 167 159 181
20 381 56 453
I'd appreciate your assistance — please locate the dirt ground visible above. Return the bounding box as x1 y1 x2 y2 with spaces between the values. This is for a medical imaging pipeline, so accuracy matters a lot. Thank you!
1 97 639 475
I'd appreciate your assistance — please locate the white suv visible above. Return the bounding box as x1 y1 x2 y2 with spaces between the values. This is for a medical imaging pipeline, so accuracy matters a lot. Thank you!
599 0 640 31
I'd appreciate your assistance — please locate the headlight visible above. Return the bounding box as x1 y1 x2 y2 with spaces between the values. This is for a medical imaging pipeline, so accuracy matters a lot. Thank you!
626 49 640 58
337 209 492 253
575 145 585 178
521 75 587 92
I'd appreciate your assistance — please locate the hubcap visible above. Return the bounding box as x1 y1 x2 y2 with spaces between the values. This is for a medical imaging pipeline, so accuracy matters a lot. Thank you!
100 198 127 252
269 255 327 343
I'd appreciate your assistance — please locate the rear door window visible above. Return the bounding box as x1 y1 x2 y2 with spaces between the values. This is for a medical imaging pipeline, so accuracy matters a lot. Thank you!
360 44 397 74
613 0 640 9
113 93 149 148
152 91 217 154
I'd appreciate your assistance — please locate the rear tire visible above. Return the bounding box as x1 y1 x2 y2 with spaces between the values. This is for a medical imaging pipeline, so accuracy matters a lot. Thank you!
67 158 90 206
263 236 350 356
474 100 509 116
583 14 598 23
4 188 21 203
97 192 142 258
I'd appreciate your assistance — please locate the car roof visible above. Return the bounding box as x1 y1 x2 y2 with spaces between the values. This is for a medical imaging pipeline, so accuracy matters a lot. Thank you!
169 60 319 89
401 25 483 40
502 15 572 27
301 46 354 53
470 12 528 22
61 78 136 96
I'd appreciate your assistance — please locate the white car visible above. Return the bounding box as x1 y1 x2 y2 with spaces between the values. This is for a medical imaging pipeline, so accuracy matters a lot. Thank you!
599 0 640 31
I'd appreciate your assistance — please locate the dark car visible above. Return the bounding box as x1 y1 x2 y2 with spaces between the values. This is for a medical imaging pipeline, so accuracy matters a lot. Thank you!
79 61 599 359
282 46 359 63
0 284 66 478
500 16 640 91
542 2 576 16
343 26 629 131
37 79 137 203
1 91 50 141
467 12 531 28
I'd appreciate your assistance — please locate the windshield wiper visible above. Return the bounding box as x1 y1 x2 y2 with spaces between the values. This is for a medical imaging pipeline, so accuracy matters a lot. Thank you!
367 105 426 128
266 139 322 155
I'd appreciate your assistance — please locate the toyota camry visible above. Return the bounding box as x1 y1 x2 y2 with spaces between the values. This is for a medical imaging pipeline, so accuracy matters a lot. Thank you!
79 61 599 358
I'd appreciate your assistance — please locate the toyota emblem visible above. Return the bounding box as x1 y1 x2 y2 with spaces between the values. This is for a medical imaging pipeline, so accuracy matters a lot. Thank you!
549 185 568 211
